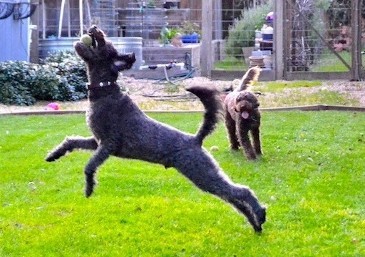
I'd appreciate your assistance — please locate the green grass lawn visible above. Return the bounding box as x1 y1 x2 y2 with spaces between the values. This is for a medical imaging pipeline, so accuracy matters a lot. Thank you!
0 112 364 256
310 51 351 72
253 80 359 108
214 56 248 71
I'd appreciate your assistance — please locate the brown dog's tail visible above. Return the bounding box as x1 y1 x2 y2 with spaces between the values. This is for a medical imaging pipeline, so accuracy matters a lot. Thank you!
237 66 261 91
185 86 223 145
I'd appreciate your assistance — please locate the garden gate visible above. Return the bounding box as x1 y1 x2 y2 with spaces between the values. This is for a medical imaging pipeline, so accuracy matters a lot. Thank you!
274 0 363 81
203 0 364 81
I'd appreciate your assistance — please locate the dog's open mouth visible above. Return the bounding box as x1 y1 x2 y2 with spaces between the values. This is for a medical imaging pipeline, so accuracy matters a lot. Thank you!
87 32 100 49
88 25 103 48
241 111 249 119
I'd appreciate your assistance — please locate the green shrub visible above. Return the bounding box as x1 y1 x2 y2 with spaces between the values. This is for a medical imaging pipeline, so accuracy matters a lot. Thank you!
0 61 36 105
41 51 88 99
27 64 74 101
225 1 273 58
0 51 88 105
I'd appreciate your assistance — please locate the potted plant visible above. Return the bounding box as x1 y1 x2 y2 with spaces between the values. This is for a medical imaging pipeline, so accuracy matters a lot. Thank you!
179 21 201 43
147 0 156 8
160 26 180 46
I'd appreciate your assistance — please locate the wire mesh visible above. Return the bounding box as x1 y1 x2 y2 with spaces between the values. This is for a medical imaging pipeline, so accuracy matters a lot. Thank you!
285 0 354 73
36 0 363 78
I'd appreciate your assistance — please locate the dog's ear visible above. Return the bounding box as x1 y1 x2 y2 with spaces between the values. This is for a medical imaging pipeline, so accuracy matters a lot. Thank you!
112 60 127 72
112 53 135 72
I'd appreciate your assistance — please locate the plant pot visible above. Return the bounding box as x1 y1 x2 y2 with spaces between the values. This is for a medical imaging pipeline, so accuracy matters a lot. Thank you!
181 33 200 43
242 46 254 64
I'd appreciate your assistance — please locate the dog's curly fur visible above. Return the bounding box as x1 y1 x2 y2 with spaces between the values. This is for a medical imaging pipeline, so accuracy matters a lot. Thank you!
224 67 262 160
45 26 266 232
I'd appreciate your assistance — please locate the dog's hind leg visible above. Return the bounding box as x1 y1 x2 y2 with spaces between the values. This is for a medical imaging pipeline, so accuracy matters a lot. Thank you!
227 186 266 232
45 136 98 162
251 128 262 156
173 149 266 232
84 144 111 197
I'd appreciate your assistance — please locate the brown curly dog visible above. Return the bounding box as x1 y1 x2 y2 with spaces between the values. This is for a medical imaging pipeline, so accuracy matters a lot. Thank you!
224 67 262 160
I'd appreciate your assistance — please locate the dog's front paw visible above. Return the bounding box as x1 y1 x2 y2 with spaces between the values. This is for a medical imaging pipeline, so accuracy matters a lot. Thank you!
247 155 257 161
85 185 94 198
45 152 58 162
85 175 96 198
230 145 239 151
245 150 257 160
253 206 266 233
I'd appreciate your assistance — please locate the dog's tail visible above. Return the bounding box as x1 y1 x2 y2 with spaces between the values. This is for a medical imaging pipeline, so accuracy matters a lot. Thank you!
186 86 223 145
237 66 261 91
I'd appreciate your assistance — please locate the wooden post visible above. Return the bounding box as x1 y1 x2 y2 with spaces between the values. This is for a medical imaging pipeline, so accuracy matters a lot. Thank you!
30 0 39 63
201 0 213 77
79 0 83 36
351 0 362 81
274 0 284 80
58 0 66 38
42 0 46 39
67 0 71 37
214 0 222 40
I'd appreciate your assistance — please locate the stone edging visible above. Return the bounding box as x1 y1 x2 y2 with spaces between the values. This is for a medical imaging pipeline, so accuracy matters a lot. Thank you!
0 105 364 116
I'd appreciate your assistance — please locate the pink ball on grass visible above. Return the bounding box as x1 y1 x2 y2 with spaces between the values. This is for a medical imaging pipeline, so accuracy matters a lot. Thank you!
46 102 60 110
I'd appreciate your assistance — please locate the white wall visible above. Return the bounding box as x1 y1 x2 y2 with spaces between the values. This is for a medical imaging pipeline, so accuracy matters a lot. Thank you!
0 1 31 62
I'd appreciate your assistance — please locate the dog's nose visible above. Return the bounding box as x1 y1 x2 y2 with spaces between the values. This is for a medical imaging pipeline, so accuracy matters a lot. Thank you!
88 25 98 34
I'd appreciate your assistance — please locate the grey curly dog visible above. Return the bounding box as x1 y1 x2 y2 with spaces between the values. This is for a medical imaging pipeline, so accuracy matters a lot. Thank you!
45 26 266 232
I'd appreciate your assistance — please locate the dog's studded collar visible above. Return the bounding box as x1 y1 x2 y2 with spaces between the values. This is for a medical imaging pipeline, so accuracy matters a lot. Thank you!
86 81 117 90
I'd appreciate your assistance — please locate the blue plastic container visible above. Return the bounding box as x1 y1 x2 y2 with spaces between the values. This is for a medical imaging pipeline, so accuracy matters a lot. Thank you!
181 33 200 43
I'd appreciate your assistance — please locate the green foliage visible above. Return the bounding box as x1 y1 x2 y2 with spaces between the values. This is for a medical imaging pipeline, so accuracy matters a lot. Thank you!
310 51 351 72
27 64 70 101
0 112 364 256
41 51 88 100
178 20 201 35
160 21 201 44
253 80 358 107
160 27 180 44
326 0 351 27
257 80 322 92
226 1 273 57
214 56 248 71
0 51 87 105
0 61 36 105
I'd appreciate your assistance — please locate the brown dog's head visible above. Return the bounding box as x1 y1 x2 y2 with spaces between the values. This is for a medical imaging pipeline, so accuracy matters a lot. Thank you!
234 91 260 119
